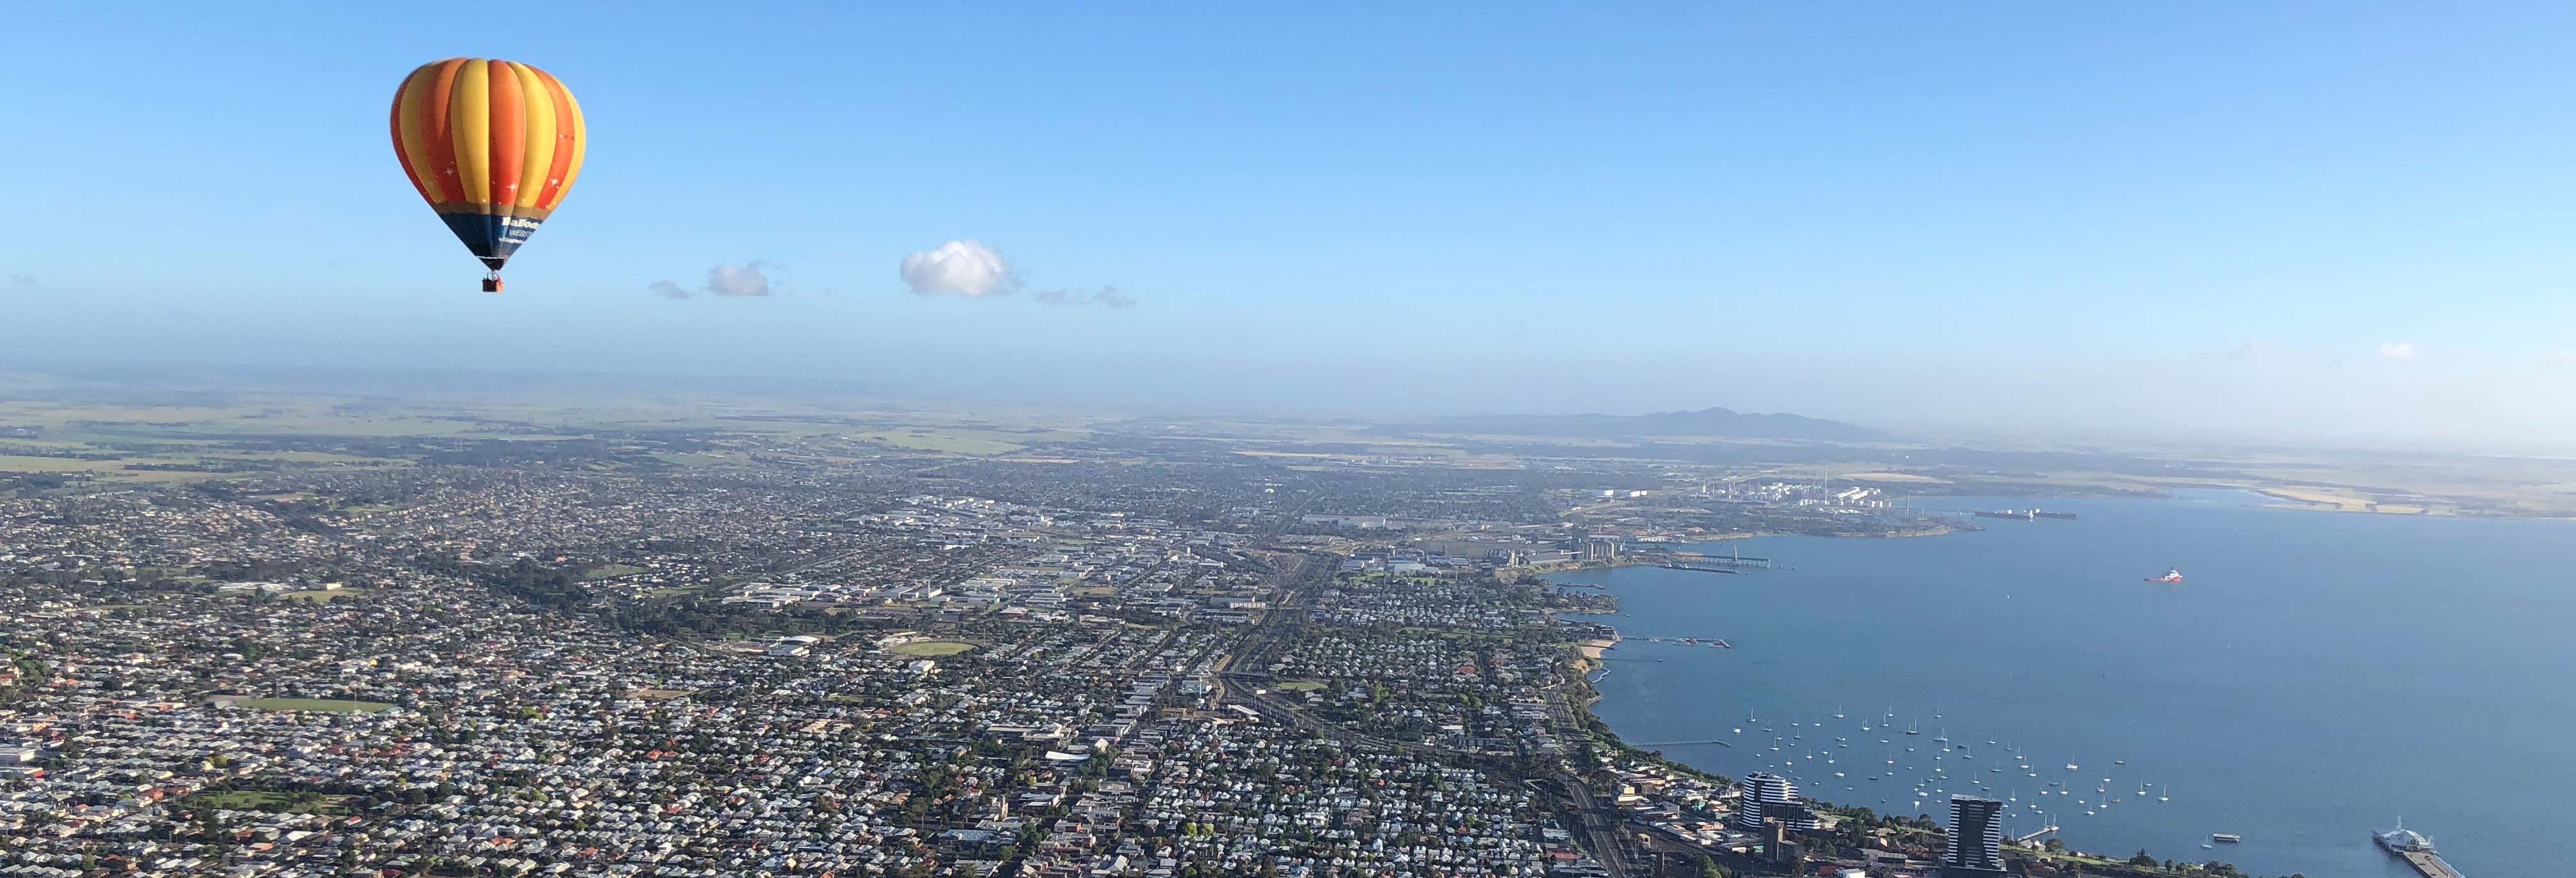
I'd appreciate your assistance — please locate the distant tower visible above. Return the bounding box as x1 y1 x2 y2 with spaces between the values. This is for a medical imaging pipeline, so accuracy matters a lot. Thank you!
1945 794 2009 876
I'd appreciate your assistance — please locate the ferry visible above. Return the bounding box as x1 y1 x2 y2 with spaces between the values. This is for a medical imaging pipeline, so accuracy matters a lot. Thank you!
2211 833 2242 843
2375 819 2435 854
2146 568 2184 583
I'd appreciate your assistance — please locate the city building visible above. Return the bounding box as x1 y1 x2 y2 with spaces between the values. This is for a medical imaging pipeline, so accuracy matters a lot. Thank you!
1944 794 2009 876
1736 772 1818 831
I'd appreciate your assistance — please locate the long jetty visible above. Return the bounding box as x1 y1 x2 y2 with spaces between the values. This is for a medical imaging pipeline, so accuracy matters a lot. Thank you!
2400 851 2464 878
1662 548 1773 571
1632 636 1731 648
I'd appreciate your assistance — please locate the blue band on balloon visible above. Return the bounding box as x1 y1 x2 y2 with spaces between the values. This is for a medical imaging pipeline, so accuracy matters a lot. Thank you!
439 212 547 270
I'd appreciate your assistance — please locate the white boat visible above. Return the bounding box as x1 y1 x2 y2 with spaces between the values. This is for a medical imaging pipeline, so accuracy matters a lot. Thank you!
2375 818 2435 854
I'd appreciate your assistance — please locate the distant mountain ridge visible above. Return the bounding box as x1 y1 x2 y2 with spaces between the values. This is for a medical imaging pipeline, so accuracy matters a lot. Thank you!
1409 406 1888 442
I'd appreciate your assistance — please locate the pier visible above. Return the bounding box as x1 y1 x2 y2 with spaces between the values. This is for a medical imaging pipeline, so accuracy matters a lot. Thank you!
1660 548 1772 571
2400 851 2463 878
2012 826 2059 843
1632 636 1731 648
1634 739 1731 748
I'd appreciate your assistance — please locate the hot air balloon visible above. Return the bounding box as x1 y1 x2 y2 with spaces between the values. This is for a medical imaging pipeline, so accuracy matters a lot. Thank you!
390 58 585 293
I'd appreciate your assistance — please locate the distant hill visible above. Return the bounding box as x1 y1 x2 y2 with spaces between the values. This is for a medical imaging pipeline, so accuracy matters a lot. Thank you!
1406 406 1889 442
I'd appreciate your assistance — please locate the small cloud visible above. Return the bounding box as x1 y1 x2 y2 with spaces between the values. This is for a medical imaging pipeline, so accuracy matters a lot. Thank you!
2547 349 2576 366
1034 286 1137 308
2378 341 2418 360
6 273 33 286
705 263 771 297
647 261 776 299
2220 341 2265 360
900 240 1019 298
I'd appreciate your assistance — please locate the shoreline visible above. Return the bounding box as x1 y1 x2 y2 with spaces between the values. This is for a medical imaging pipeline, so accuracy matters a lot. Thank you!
1537 500 2490 878
1552 605 2254 878
1514 523 1959 582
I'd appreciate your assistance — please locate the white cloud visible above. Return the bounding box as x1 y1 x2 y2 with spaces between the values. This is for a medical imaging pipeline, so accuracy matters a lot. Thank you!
648 262 775 299
2378 341 2418 360
900 240 1019 298
705 263 772 297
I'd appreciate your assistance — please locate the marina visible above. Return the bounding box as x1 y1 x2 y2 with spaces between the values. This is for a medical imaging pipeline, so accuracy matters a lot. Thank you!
1556 491 2563 877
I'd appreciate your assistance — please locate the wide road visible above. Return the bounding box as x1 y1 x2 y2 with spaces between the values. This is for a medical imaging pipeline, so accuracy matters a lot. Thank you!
1551 766 1635 877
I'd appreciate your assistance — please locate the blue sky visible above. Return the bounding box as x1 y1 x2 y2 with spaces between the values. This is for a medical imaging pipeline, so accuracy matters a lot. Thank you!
6 3 2576 447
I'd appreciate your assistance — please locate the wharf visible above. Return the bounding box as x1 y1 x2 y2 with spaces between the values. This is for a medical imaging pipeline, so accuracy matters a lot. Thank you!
2400 851 2463 878
1663 549 1772 570
1632 636 1731 648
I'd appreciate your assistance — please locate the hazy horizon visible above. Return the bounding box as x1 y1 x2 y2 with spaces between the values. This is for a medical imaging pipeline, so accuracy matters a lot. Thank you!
10 355 2575 458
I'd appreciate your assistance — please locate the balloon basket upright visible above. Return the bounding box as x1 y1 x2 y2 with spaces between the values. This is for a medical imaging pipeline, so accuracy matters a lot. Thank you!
482 272 503 294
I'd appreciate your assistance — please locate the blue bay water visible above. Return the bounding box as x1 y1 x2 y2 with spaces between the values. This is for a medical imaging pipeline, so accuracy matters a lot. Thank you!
1554 491 2573 877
